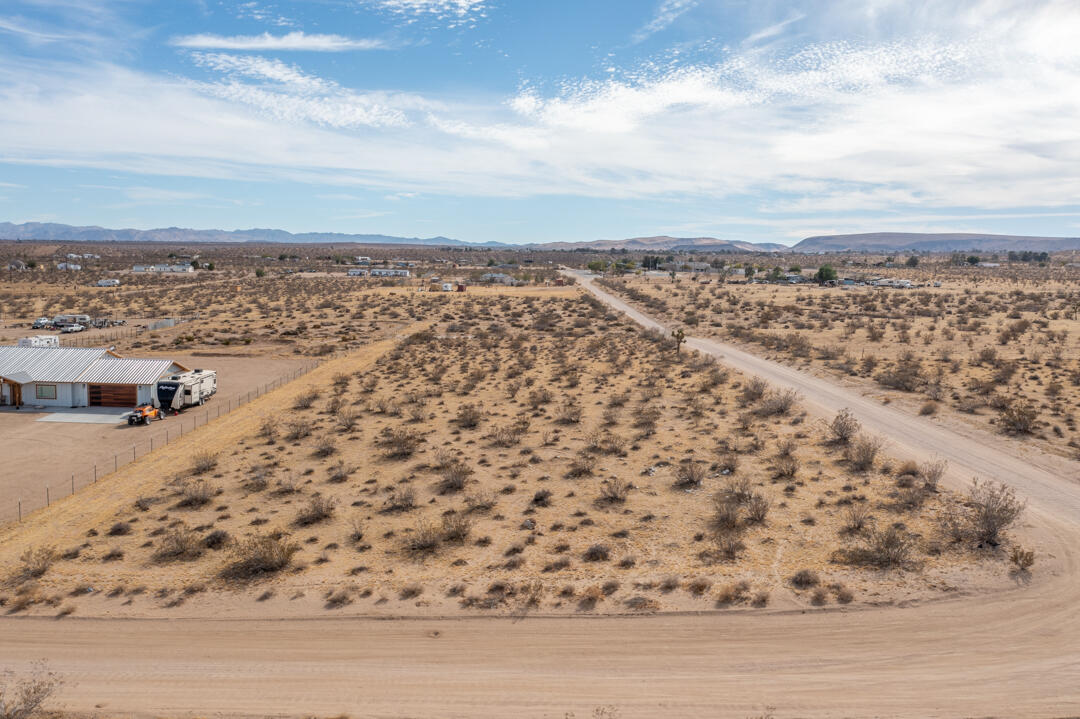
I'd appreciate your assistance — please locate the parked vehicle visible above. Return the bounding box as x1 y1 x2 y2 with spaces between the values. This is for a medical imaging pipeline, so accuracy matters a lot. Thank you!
156 369 217 411
31 317 51 329
125 404 165 425
60 324 85 333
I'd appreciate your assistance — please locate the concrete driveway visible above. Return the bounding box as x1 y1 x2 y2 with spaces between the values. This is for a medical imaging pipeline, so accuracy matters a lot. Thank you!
35 407 131 424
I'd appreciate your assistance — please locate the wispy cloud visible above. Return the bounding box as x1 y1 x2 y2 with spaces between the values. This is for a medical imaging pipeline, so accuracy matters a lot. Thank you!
633 0 698 43
361 0 489 28
172 31 388 52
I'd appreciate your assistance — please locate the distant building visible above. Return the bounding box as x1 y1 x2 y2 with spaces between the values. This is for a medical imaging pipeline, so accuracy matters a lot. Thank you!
97 278 120 287
347 269 368 277
7 260 26 271
370 268 410 277
480 272 517 285
133 264 195 273
56 262 81 271
354 256 372 265
978 262 1001 268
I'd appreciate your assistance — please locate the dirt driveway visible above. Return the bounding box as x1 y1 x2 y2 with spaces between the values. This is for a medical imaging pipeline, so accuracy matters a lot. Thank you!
0 354 309 521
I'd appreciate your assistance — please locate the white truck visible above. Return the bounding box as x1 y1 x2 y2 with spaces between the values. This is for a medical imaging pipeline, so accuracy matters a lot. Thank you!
155 369 217 411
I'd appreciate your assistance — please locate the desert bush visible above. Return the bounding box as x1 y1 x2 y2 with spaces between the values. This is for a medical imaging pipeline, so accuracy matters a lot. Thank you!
347 517 365 543
152 528 204 563
292 390 320 410
176 479 214 508
598 478 632 504
554 399 583 424
203 529 230 550
527 388 553 408
755 389 800 417
828 408 860 444
773 453 799 479
16 547 56 581
711 495 742 532
441 514 473 543
1010 545 1035 571
999 399 1039 434
841 503 871 534
0 663 62 719
717 475 753 505
456 403 483 429
566 453 597 478
852 526 914 568
295 495 336 526
583 544 611 562
406 521 442 555
846 434 884 472
258 416 278 443
919 459 948 490
790 569 820 589
381 427 422 459
745 493 770 524
383 487 416 512
191 451 218 476
674 461 706 488
285 419 313 441
437 462 473 495
741 377 769 404
221 534 300 580
968 479 1026 546
312 435 337 458
464 490 497 513
335 407 360 433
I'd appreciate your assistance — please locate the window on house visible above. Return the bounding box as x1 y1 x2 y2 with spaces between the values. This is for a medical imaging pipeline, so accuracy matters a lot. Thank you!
35 384 58 400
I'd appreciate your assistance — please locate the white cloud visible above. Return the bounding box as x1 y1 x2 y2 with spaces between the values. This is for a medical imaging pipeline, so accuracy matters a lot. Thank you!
361 0 488 27
2 0 1080 227
633 0 698 42
171 31 388 52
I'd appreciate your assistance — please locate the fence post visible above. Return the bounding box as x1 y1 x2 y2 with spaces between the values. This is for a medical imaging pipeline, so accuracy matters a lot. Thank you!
114 454 117 472
94 464 97 482
17 500 20 522
132 445 136 461
71 475 74 495
46 487 49 506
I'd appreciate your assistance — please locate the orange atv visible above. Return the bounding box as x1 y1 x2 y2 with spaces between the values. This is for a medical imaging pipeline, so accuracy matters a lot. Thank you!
126 404 164 425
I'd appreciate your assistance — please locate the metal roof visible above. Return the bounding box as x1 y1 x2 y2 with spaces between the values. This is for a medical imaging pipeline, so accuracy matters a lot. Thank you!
0 347 107 383
76 357 177 386
0 347 183 386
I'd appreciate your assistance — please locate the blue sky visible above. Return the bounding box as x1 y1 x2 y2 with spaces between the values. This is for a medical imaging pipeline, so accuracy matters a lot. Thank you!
1 0 1080 245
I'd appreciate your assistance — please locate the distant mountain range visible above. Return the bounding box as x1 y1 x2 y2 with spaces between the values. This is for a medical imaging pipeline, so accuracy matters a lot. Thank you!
0 222 485 247
792 232 1080 253
4 222 1080 254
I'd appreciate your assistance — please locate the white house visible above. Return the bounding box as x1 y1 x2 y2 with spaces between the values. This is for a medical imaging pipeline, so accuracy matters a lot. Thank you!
97 278 120 287
56 262 81 271
354 256 372 265
370 268 410 277
133 264 195 273
17 335 59 348
0 346 187 408
347 269 368 277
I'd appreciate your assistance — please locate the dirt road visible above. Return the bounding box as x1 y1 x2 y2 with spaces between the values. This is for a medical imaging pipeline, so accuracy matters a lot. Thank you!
2 275 1080 717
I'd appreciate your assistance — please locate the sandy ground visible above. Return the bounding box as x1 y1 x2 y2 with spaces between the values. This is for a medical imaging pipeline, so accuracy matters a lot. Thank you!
0 355 308 522
0 278 1078 716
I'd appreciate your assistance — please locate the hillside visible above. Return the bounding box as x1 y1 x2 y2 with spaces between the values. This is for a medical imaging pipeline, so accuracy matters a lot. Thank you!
793 232 1080 253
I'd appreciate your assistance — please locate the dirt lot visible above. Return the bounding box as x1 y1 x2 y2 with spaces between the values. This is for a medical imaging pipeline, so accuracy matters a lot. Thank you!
0 355 309 522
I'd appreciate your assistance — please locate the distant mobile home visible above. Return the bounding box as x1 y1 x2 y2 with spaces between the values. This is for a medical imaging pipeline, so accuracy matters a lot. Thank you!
133 264 195 273
97 278 120 287
347 269 368 277
370 268 410 277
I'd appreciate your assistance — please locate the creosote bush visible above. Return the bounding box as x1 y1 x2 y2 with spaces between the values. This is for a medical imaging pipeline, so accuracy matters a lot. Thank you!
221 534 300 580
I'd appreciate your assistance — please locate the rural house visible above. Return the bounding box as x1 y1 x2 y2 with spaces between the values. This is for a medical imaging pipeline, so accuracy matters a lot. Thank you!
0 346 187 408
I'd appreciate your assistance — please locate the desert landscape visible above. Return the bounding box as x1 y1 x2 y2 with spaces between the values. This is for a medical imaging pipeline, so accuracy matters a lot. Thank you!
0 241 1068 717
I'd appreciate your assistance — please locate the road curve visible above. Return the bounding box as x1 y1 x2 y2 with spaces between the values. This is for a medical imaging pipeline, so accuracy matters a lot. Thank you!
2 274 1079 718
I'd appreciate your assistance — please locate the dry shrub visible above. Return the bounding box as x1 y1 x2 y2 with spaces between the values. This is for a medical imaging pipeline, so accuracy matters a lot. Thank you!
741 377 769 404
381 427 422 459
465 491 497 513
327 460 353 483
257 416 278 443
827 408 860 444
437 462 474 495
191 451 218 476
16 547 56 581
566 453 597 478
176 479 213 509
674 461 706 488
755 389 800 417
919 459 948 491
295 495 336 526
335 407 360 433
0 663 62 719
598 478 632 504
999 399 1039 434
790 569 820 589
968 479 1026 546
554 399 583 425
841 503 871 534
285 419 313 441
1010 545 1035 571
292 390 320 410
582 544 610 562
152 528 204 563
312 435 337 458
406 521 443 556
848 526 914 568
441 514 473 543
745 493 770 524
383 487 416 513
456 403 483 429
846 433 884 472
221 534 300 580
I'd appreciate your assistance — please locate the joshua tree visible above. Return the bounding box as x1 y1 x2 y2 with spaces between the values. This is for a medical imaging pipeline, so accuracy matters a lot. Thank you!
672 328 686 354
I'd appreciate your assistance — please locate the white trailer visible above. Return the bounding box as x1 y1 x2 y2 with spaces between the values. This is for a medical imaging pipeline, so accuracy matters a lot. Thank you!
155 369 217 411
17 335 60 348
